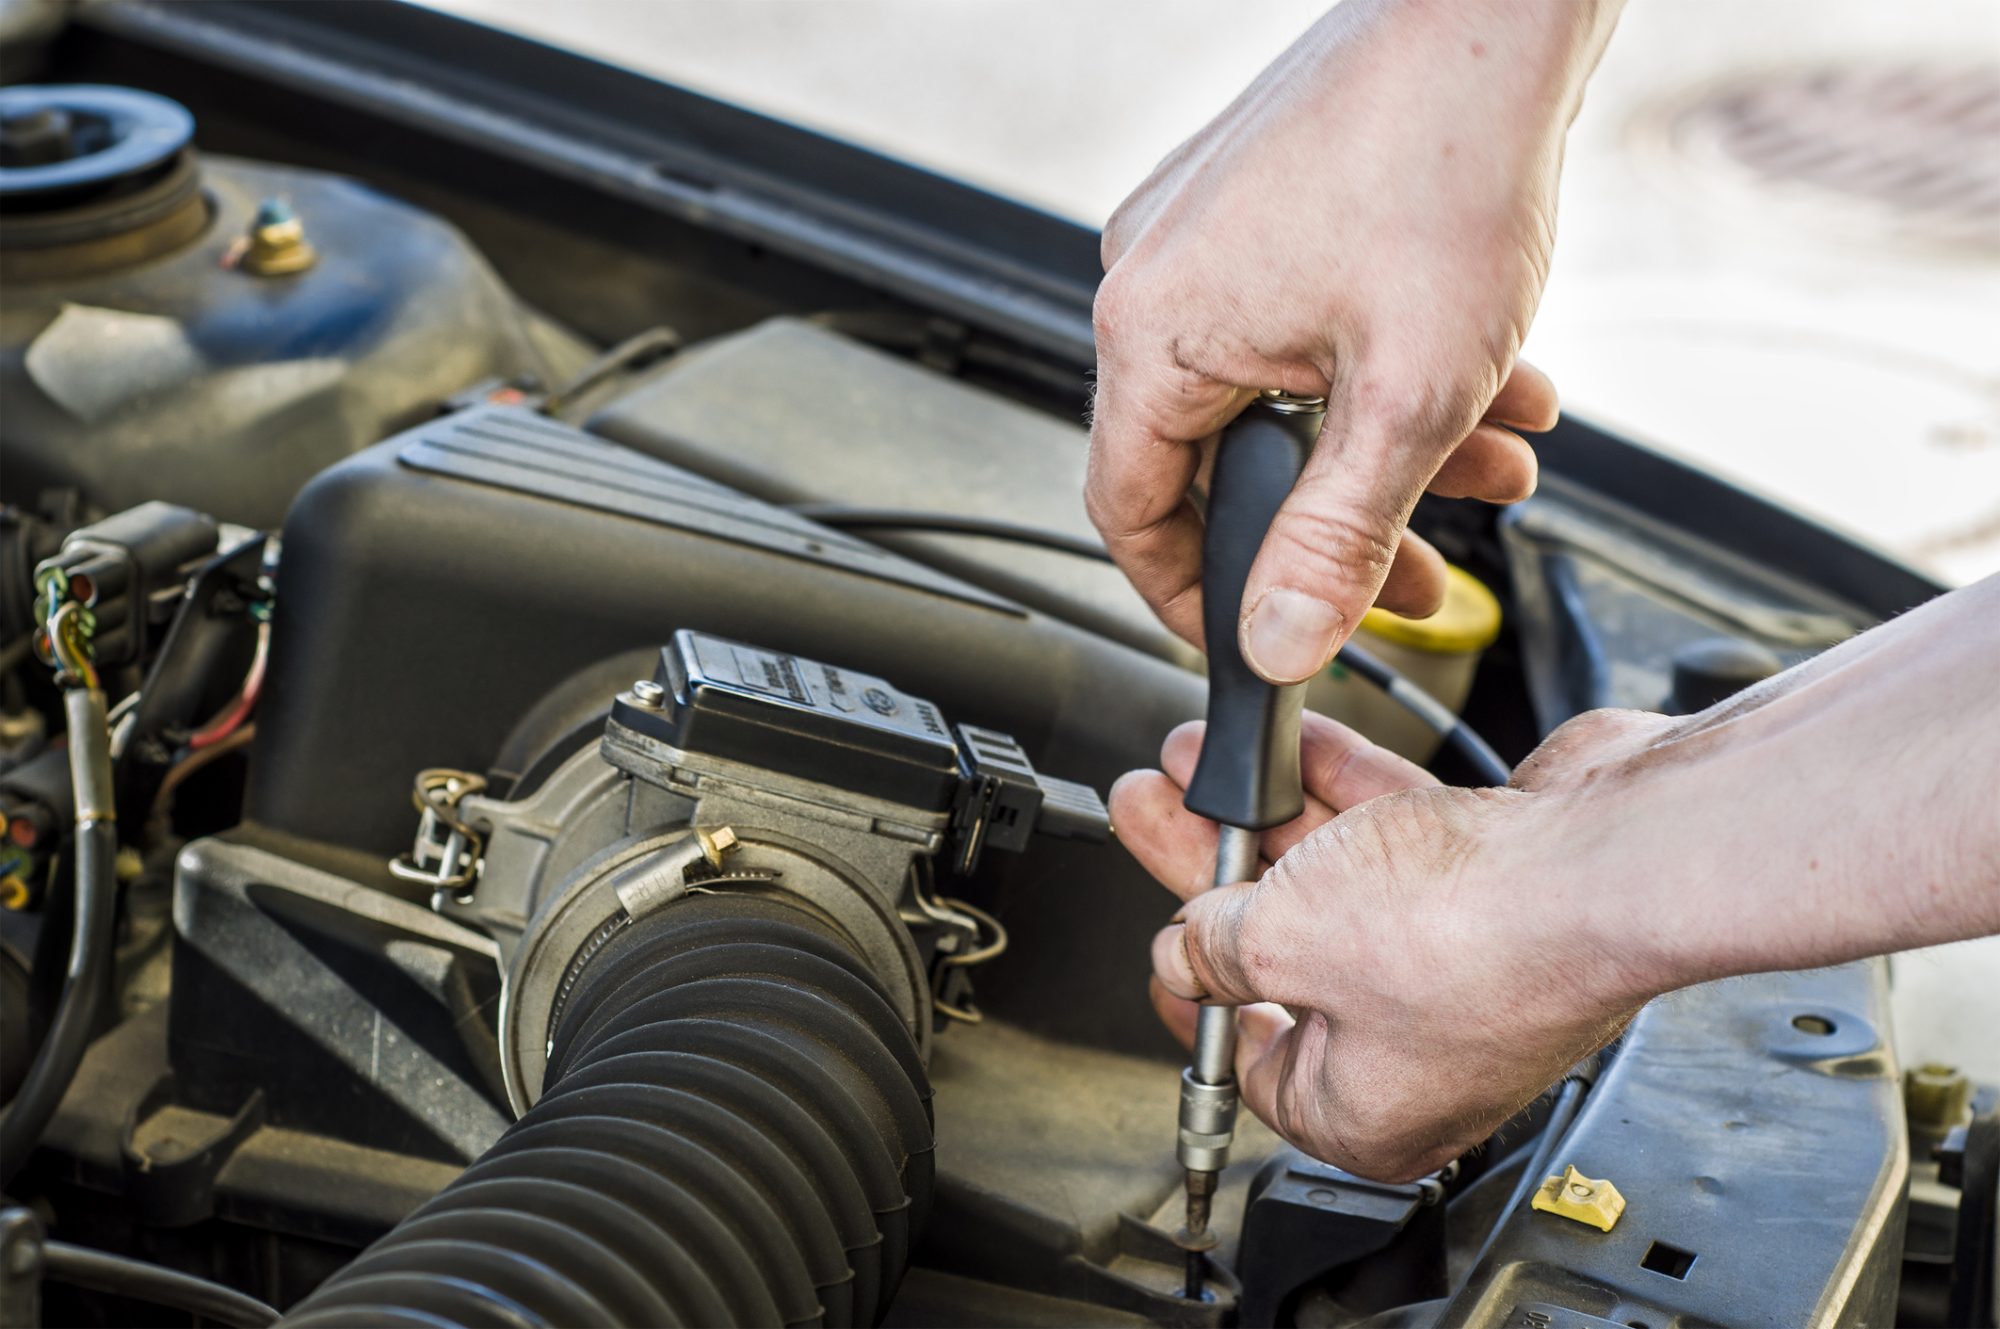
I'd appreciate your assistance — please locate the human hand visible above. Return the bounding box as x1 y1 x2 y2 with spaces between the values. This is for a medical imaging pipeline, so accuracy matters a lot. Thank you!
1088 0 1619 683
1110 707 1668 1182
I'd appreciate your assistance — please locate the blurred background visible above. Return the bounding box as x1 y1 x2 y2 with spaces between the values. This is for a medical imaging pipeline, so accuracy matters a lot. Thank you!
426 0 2000 1074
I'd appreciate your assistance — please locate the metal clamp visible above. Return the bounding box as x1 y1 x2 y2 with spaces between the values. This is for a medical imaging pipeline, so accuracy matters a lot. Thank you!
389 768 488 894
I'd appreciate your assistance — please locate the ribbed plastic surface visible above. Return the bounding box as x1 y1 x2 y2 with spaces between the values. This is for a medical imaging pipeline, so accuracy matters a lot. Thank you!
282 894 934 1327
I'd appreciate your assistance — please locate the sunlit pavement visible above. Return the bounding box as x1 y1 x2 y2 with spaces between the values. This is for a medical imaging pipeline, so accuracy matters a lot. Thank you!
433 0 2000 1079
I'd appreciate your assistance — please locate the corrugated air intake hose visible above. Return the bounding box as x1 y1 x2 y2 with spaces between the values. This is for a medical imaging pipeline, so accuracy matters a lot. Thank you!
281 892 935 1328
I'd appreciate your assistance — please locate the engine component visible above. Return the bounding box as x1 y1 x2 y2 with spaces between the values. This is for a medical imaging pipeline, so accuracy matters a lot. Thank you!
588 316 1193 665
282 892 929 1328
248 402 1200 1048
1236 1148 1447 1327
29 500 216 669
1446 963 1908 1327
284 631 1104 1327
0 84 589 528
408 630 1105 1105
0 84 204 282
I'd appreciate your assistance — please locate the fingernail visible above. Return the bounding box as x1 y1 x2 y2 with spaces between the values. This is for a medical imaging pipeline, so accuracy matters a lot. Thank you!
1241 589 1343 684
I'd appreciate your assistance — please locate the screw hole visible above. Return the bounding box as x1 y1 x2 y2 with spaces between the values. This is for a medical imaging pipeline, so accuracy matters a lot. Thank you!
1792 1014 1837 1035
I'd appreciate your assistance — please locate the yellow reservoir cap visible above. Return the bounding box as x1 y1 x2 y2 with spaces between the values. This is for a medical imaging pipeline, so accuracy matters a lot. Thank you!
1531 1165 1626 1232
1359 564 1502 655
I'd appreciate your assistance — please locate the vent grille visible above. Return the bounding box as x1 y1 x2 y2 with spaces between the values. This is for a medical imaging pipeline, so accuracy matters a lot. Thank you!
1665 62 2000 251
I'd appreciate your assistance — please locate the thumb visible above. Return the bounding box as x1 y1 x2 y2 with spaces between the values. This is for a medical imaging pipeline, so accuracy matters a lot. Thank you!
1236 410 1455 684
1150 880 1268 1007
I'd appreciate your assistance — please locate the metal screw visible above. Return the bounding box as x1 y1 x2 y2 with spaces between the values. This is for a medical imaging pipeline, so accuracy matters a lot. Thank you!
631 679 666 708
1568 1181 1594 1199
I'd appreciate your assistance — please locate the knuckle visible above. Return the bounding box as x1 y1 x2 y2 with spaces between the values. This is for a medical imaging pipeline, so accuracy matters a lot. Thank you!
1515 707 1672 790
1183 890 1254 999
1351 362 1492 454
1267 500 1402 596
1091 266 1138 345
1179 907 1231 997
1155 576 1205 638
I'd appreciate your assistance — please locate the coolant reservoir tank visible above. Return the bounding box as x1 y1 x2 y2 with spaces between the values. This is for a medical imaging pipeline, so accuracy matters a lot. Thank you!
0 84 585 528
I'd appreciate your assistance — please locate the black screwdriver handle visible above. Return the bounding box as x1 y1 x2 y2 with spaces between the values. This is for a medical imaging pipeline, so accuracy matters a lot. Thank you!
1182 392 1326 830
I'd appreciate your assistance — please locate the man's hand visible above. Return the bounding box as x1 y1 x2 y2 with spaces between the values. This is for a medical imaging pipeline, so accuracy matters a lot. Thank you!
1111 709 1669 1182
1088 0 1619 683
1113 572 2000 1182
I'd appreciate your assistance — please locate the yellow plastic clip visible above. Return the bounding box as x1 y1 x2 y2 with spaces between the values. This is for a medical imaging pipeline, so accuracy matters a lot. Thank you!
1531 1164 1626 1232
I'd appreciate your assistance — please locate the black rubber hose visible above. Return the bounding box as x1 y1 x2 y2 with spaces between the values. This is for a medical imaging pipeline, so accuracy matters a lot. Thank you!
282 892 933 1328
1463 1053 1603 1280
0 688 116 1188
42 1241 279 1328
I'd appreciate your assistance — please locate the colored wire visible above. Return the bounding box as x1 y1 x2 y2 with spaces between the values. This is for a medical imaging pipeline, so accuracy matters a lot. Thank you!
44 602 99 692
188 620 270 751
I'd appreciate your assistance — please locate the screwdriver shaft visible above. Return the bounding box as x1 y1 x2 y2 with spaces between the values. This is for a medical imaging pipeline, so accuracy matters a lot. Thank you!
1178 823 1263 1299
1191 824 1261 1082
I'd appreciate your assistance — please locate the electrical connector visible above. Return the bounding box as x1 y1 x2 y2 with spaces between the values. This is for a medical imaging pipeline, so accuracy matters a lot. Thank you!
33 502 218 669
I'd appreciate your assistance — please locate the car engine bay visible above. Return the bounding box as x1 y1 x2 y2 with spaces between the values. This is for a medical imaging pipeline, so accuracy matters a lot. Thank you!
1 6 1994 1326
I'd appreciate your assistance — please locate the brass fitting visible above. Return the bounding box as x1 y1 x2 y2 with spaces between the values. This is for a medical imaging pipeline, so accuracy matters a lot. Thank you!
1905 1062 1972 1131
240 198 317 277
695 826 740 870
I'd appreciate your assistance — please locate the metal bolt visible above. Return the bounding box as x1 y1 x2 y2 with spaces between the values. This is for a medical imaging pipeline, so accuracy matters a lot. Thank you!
696 825 739 868
631 679 666 709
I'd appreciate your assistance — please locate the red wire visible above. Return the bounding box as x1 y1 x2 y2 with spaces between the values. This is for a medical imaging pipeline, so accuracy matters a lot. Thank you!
188 624 269 751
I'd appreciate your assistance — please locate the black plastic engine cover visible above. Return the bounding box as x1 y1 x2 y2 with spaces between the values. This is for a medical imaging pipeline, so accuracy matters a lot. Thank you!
246 405 1204 1047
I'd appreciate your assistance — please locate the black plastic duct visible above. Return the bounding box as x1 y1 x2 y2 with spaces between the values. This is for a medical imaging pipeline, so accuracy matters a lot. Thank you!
281 893 934 1327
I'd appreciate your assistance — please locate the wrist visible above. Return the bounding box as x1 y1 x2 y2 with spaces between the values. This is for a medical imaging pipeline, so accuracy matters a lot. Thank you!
1366 0 1624 116
1511 769 1695 1009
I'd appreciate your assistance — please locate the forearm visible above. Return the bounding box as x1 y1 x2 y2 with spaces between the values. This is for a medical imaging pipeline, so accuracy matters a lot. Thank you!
1578 575 2000 993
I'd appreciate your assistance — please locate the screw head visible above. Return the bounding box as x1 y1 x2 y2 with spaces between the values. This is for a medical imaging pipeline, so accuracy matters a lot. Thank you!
696 825 739 868
631 679 666 708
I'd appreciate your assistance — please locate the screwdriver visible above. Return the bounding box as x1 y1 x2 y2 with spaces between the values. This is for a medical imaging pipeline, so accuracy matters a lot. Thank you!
1173 388 1325 1301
